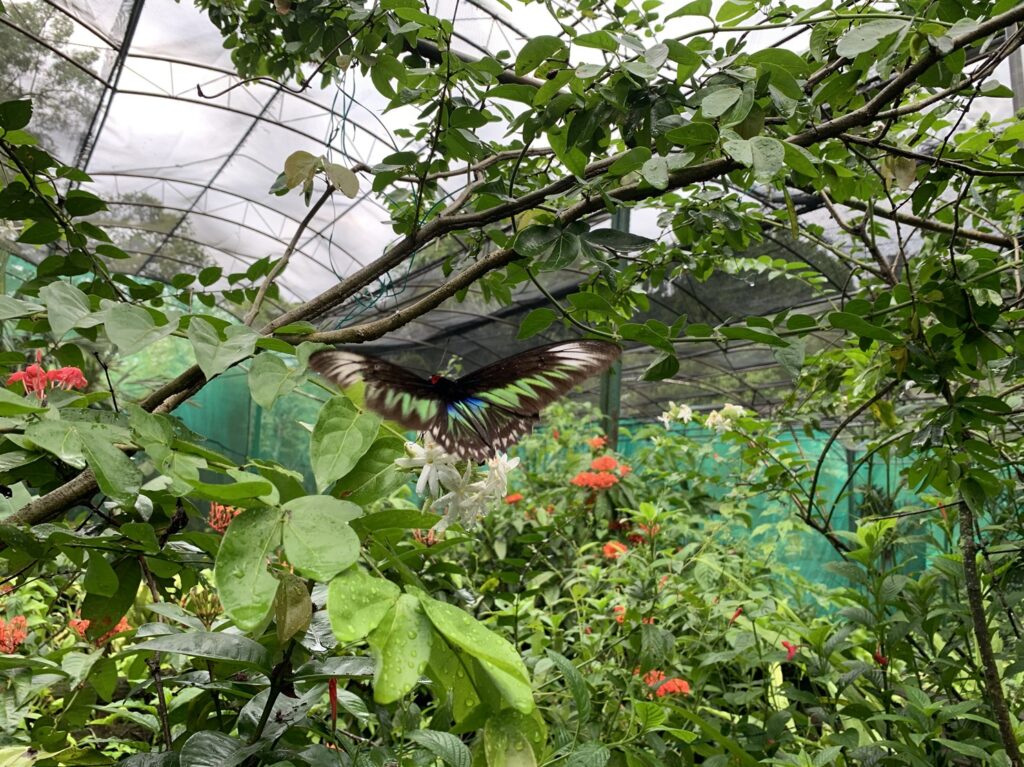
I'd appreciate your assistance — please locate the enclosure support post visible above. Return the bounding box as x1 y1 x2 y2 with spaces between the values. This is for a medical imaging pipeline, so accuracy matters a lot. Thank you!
599 208 629 450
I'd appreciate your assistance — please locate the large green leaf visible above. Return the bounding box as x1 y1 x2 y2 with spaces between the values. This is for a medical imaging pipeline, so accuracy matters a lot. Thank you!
484 712 540 767
83 553 119 598
81 557 140 640
514 36 564 75
82 439 142 506
214 506 283 630
22 420 128 469
281 495 361 581
836 19 910 57
309 395 380 491
0 295 43 321
102 304 178 356
327 566 400 642
407 730 472 767
180 732 261 767
0 388 46 416
247 353 298 410
40 281 92 338
187 317 259 378
332 436 407 506
367 593 432 703
124 631 271 670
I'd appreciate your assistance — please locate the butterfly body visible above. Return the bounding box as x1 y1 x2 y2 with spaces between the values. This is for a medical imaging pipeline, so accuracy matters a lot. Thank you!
310 340 621 461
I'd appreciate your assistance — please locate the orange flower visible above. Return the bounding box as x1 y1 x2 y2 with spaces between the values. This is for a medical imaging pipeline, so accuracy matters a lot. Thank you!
587 435 607 449
209 502 243 533
69 618 90 638
0 616 28 653
97 616 131 645
590 455 618 471
504 493 524 504
551 429 560 440
603 541 628 560
619 464 632 476
571 471 619 489
614 605 626 623
6 354 88 401
643 669 665 686
656 677 691 697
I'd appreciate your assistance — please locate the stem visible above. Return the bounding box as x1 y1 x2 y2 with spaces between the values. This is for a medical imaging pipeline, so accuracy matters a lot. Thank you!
146 657 174 749
958 500 1022 767
250 640 297 744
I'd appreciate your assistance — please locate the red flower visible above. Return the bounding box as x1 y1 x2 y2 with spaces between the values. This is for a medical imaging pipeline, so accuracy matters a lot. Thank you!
6 357 87 401
587 435 607 450
729 607 743 625
0 616 28 653
209 502 243 533
504 493 524 504
603 541 628 560
641 616 655 625
873 645 889 667
614 605 626 624
97 616 131 645
69 618 90 638
656 677 691 697
551 429 560 440
590 455 618 471
781 640 800 661
584 625 592 634
643 669 665 686
571 471 619 489
619 464 632 476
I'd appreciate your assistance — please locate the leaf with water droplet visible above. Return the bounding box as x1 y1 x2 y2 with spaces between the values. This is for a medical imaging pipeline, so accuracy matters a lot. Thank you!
367 594 432 703
327 566 399 642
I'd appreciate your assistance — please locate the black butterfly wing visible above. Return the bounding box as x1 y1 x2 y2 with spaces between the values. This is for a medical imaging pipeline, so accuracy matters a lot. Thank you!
428 341 621 459
308 350 442 431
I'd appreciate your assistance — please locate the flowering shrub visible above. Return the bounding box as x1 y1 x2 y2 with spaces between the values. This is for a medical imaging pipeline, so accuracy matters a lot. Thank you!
6 355 88 401
0 616 28 653
208 501 243 532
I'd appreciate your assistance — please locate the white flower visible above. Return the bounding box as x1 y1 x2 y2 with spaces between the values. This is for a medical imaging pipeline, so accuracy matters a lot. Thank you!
675 404 693 423
657 402 693 429
719 403 745 420
394 435 462 497
479 453 520 497
433 464 487 531
704 410 728 433
657 411 673 430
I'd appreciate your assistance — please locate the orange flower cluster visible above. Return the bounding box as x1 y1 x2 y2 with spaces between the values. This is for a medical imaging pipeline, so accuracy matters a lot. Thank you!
69 615 131 645
504 493 524 504
209 502 243 533
613 606 654 625
643 669 691 697
6 359 88 401
572 471 619 489
587 435 607 449
0 616 28 653
603 541 628 559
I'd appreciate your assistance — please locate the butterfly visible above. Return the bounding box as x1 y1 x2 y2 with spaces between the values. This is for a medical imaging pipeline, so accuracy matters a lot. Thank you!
309 340 621 461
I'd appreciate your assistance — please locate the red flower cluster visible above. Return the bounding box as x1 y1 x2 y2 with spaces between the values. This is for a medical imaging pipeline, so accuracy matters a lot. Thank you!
6 359 88 401
0 616 28 653
642 669 691 697
69 615 131 645
504 493 524 504
587 435 607 449
590 455 617 471
628 523 661 545
209 502 243 533
782 640 800 661
613 605 655 625
572 471 619 489
603 541 628 560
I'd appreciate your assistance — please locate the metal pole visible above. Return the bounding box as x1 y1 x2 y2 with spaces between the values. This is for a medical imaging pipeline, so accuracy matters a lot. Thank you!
1010 26 1024 114
599 208 629 450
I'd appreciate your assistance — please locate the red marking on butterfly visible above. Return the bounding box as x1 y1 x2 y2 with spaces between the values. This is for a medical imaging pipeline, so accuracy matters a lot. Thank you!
429 374 441 384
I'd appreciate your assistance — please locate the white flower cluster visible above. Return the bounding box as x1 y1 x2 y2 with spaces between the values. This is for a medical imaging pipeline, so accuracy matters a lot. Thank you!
656 401 693 430
394 436 520 531
704 403 746 434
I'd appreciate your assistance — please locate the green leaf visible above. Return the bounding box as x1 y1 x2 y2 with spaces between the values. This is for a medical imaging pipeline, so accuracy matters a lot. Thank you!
180 732 261 767
607 147 651 177
188 318 259 378
214 506 283 631
665 0 711 19
643 353 679 381
565 744 610 767
324 162 360 198
518 308 558 339
327 566 401 642
40 281 92 338
65 190 107 217
515 36 565 75
333 436 408 506
368 593 433 703
773 337 805 379
82 439 143 506
17 219 61 245
749 136 784 180
81 557 140 640
407 730 472 767
0 388 47 416
124 631 271 670
640 156 669 190
665 122 718 147
0 295 44 321
103 304 178 356
198 266 222 286
247 353 298 410
275 572 312 643
545 650 591 719
284 150 320 188
827 312 901 344
701 87 741 118
0 99 32 131
83 553 119 598
783 142 819 177
836 19 910 57
575 30 619 51
282 495 361 581
583 230 654 251
310 395 381 491
419 595 533 712
484 714 538 767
